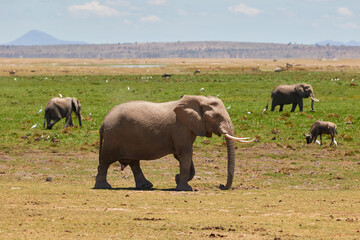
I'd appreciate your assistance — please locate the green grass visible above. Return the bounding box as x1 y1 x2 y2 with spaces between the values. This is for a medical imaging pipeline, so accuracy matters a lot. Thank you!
0 70 359 239
1 71 358 150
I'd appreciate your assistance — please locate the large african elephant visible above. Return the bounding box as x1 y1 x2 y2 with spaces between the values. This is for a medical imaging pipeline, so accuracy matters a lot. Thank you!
265 83 319 112
94 95 254 191
44 97 82 129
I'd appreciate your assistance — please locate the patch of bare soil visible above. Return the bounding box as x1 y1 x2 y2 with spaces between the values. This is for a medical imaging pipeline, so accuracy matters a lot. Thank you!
2 58 360 76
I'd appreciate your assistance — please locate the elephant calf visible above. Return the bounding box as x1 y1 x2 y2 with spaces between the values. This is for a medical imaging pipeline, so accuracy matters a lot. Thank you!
305 121 337 146
94 95 254 191
265 83 319 112
44 97 82 129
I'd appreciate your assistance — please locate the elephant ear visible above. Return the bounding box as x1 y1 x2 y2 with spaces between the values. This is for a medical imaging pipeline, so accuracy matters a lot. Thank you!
174 95 207 137
72 98 80 115
294 85 305 97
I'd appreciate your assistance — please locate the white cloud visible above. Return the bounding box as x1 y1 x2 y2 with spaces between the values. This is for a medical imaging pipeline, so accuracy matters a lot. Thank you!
68 1 121 17
338 22 359 29
228 4 261 16
106 0 131 7
337 7 354 17
147 0 166 6
140 15 162 23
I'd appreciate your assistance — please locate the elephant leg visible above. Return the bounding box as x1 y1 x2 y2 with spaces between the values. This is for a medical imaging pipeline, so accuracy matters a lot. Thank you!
48 118 61 129
175 157 195 184
298 99 304 112
290 103 297 112
64 115 72 128
279 105 284 112
46 117 52 129
129 160 153 189
94 163 112 189
271 100 276 111
174 150 193 191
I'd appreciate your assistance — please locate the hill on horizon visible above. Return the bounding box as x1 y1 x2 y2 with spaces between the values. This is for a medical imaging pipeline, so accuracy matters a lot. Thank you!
2 30 360 59
5 30 87 46
3 40 360 59
316 40 360 46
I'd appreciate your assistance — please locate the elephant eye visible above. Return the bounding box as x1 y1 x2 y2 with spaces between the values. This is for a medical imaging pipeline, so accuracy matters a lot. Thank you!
210 101 219 107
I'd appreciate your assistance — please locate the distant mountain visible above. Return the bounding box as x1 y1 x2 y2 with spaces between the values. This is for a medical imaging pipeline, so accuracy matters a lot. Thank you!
6 30 87 46
316 40 360 46
3 41 360 59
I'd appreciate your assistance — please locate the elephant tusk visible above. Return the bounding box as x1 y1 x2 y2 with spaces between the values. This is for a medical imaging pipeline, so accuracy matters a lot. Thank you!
311 97 319 102
224 134 256 143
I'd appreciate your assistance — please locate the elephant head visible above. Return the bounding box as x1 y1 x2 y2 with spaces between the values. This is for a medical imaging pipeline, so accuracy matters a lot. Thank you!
295 83 319 111
174 95 254 190
71 98 82 127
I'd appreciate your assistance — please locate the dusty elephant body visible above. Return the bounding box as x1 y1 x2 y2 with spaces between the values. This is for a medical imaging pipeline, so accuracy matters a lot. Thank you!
94 95 253 191
265 83 319 112
44 97 82 129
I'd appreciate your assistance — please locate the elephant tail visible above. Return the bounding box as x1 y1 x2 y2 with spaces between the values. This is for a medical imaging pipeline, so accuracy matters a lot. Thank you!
264 97 272 111
43 110 48 128
99 124 104 159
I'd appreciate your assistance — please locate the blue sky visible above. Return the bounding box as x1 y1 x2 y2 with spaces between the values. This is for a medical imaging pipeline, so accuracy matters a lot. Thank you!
1 0 359 44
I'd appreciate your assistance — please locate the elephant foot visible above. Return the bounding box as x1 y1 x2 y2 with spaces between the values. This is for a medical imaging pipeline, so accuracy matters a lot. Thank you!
176 183 193 191
94 181 112 189
136 180 153 190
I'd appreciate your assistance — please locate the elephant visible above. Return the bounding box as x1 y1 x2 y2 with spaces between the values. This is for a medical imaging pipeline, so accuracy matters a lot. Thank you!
44 97 82 129
94 95 254 191
265 83 319 112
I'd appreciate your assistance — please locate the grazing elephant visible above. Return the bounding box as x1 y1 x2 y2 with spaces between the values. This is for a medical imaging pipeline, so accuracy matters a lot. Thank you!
44 97 82 129
265 83 319 112
94 95 254 191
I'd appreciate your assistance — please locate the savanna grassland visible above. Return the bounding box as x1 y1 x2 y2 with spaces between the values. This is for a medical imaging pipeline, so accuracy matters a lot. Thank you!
0 58 359 239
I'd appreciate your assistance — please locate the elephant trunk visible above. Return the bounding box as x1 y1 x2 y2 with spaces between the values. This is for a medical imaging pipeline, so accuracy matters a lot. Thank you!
310 92 319 102
219 136 235 190
310 92 318 111
78 109 82 127
78 113 82 127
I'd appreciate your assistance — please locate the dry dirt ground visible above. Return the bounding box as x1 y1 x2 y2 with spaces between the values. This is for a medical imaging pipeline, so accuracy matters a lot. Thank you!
1 141 359 239
1 58 359 239
2 58 360 76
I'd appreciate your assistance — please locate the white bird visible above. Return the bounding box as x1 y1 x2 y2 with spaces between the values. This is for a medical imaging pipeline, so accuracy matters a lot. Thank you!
127 86 130 90
31 124 37 129
226 106 231 110
105 80 109 83
333 139 337 146
59 93 62 98
37 106 43 114
200 88 205 91
14 78 17 81
247 112 251 114
89 113 93 117
316 140 321 145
